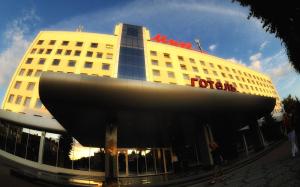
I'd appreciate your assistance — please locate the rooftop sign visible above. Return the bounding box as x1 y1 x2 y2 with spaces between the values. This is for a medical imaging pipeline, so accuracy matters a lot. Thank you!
151 34 192 49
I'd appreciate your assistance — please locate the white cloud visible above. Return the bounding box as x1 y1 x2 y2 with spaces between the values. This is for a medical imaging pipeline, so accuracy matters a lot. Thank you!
0 9 39 91
227 57 246 66
259 41 268 50
249 60 262 71
208 44 217 51
249 52 262 61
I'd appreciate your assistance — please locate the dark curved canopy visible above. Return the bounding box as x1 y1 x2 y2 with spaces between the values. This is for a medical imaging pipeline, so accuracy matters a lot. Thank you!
39 72 275 147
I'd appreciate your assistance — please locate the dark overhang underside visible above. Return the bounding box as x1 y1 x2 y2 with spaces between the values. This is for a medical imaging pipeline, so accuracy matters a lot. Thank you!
39 72 275 147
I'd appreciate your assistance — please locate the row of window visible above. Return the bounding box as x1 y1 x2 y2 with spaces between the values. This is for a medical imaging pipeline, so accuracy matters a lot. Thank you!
30 48 113 59
24 58 111 70
151 69 275 94
37 40 113 49
7 95 42 108
14 81 35 91
149 52 271 83
150 60 274 89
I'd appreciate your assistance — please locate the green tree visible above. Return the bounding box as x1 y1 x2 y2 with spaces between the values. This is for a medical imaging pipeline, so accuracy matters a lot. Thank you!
58 133 73 168
232 0 300 73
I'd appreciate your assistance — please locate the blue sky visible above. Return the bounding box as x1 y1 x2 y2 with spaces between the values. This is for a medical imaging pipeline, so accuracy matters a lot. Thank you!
0 0 299 103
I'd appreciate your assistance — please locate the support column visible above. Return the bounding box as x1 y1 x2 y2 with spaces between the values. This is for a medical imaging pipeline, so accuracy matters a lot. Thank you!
38 131 46 164
199 124 213 167
249 121 265 152
104 124 118 186
162 149 167 173
242 134 248 156
125 151 129 176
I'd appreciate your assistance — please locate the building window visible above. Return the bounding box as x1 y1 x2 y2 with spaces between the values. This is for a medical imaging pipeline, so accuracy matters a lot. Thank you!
209 63 214 68
8 94 14 103
86 51 93 57
166 62 172 67
49 40 56 45
189 58 195 63
38 58 46 65
19 69 25 76
225 67 230 71
178 56 184 61
91 43 98 48
96 52 103 58
23 97 31 107
200 60 205 66
56 49 63 55
183 74 189 80
232 69 236 73
68 60 76 67
27 69 33 76
52 59 60 66
192 66 198 72
76 42 83 46
218 65 222 70
14 81 22 89
38 49 44 54
35 70 42 77
229 74 233 79
15 95 22 104
239 83 244 88
26 58 33 64
102 63 110 70
74 50 81 56
168 71 175 78
37 40 44 45
235 76 240 80
62 41 69 46
84 61 93 68
46 49 52 54
221 73 226 78
203 69 209 74
151 60 158 66
31 48 37 54
164 53 170 58
152 69 160 76
180 64 187 70
35 98 43 108
65 50 72 56
150 51 157 56
106 53 113 59
106 44 113 49
213 71 218 76
26 82 35 91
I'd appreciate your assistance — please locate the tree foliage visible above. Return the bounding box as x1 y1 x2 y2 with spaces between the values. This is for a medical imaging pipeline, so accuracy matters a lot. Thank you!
282 94 299 114
232 0 300 73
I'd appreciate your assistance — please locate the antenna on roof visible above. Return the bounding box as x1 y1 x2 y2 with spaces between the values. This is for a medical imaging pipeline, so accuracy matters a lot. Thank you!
76 25 84 32
194 38 202 51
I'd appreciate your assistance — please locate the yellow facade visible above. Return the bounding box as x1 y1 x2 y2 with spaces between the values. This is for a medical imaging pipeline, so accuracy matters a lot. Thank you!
1 23 282 115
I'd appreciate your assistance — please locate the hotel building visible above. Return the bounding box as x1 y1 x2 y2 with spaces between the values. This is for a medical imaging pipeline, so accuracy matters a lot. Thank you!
0 23 282 179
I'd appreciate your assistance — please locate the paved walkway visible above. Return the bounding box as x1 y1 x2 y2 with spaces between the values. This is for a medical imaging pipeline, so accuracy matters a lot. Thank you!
190 141 300 187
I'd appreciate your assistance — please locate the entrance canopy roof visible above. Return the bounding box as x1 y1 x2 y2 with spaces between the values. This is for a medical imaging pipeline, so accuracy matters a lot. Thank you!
39 72 275 147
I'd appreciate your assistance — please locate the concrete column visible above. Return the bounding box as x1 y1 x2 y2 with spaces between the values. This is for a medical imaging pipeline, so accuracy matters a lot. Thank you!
162 148 167 173
199 124 213 166
125 151 129 176
38 131 46 164
153 149 157 174
242 134 249 156
104 124 118 186
257 126 266 146
249 121 265 151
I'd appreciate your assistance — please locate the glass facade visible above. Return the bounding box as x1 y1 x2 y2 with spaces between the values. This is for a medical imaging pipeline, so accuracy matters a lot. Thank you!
118 24 146 80
0 119 173 176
